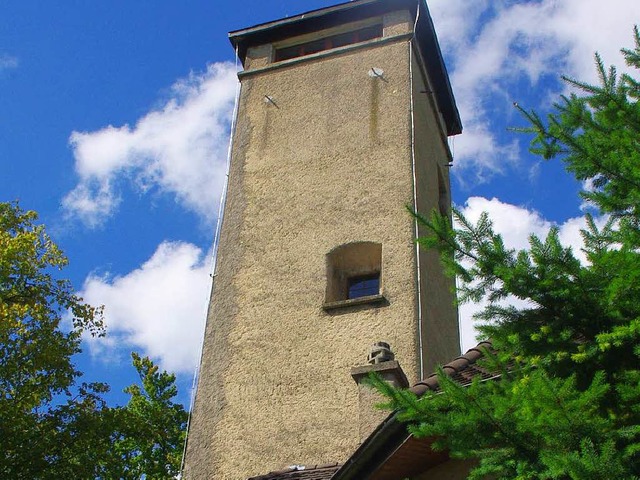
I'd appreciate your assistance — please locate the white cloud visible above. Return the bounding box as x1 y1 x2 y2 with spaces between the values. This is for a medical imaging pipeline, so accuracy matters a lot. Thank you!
457 196 606 350
63 62 238 227
81 241 212 374
425 1 633 349
429 0 638 180
0 54 18 71
461 197 552 250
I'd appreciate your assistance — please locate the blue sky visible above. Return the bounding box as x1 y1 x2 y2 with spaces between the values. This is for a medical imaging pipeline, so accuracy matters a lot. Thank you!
1 0 638 406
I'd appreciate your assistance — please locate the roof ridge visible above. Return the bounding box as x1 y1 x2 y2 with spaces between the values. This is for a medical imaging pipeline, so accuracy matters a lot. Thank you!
247 463 341 480
410 341 494 396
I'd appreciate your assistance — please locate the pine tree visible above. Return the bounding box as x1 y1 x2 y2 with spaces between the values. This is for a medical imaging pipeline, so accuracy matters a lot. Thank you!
375 28 640 480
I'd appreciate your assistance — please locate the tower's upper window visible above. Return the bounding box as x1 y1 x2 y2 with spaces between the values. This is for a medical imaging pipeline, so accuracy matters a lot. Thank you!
274 24 383 62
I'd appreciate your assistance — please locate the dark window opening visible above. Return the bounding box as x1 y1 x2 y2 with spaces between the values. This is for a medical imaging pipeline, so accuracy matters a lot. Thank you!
347 273 380 299
437 166 449 217
324 241 383 309
275 24 383 62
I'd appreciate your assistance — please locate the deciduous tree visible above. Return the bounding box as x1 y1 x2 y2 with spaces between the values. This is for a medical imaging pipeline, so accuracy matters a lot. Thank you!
0 202 186 479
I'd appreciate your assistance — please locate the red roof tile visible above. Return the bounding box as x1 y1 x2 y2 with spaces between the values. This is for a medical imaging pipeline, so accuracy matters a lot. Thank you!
410 341 495 396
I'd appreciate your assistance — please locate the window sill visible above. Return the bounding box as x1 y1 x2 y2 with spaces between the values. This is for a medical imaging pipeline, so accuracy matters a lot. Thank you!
322 294 387 311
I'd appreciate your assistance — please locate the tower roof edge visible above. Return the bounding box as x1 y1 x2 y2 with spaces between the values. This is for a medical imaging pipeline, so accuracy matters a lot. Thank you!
228 0 462 136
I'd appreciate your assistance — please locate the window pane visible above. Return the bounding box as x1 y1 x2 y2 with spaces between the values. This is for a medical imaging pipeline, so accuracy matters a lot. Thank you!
348 274 380 299
331 31 355 48
275 45 301 61
357 24 383 42
302 38 326 56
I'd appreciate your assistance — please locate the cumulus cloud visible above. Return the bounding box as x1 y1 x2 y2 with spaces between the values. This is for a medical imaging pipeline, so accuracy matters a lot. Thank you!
429 0 637 179
457 197 605 350
63 62 238 227
81 241 212 374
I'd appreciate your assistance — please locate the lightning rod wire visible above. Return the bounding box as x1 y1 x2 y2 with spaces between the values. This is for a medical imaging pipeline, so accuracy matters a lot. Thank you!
178 45 242 477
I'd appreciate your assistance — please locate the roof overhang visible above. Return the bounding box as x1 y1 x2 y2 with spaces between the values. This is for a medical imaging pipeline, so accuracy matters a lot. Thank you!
330 342 495 479
228 0 462 136
329 411 448 480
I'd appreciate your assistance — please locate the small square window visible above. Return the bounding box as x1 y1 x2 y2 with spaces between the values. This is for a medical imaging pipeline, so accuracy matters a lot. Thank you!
324 241 385 310
347 273 380 299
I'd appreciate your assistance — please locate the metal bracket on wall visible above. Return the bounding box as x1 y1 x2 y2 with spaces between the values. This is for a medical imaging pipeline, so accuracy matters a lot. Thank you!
368 67 387 82
264 95 279 108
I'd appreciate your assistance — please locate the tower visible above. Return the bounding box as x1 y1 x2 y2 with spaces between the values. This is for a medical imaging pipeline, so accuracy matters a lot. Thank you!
183 0 461 478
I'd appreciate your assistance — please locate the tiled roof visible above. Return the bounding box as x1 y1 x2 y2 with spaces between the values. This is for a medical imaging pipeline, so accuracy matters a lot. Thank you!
248 342 496 480
331 341 497 480
247 464 341 480
410 341 496 396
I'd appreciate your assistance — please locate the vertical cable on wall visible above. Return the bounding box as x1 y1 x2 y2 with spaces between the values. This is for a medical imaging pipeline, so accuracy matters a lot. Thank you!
179 46 243 477
409 3 424 380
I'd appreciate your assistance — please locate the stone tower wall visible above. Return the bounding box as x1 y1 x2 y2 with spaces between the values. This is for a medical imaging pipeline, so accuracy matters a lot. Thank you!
411 49 461 374
184 10 459 479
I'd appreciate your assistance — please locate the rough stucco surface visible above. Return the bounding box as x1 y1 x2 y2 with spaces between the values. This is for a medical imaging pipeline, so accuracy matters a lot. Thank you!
411 50 461 373
184 21 459 480
352 361 408 443
183 77 253 480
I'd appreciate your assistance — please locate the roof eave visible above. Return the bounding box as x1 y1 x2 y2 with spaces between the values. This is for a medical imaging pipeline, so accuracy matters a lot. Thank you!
228 0 417 62
229 0 382 42
330 411 410 480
